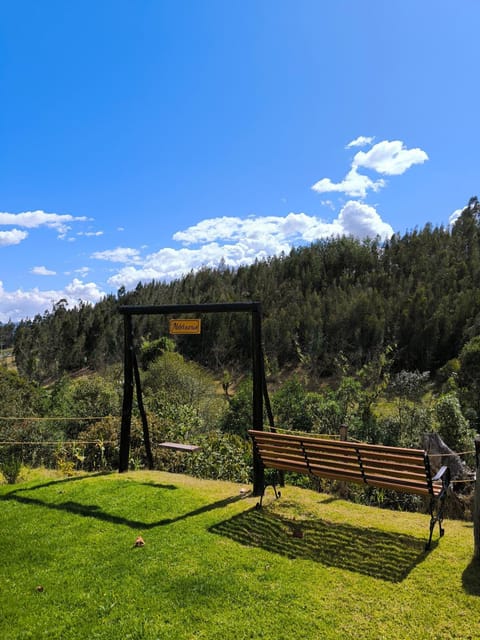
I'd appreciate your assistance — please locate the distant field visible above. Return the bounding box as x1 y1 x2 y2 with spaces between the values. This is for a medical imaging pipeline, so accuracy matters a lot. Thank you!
0 348 15 369
1 470 479 639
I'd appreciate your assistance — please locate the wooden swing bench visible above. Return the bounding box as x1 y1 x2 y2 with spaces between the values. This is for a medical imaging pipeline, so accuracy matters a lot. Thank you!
248 429 451 550
158 442 200 452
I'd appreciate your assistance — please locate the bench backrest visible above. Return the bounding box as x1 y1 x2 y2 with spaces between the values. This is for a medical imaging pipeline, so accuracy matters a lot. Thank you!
248 430 440 497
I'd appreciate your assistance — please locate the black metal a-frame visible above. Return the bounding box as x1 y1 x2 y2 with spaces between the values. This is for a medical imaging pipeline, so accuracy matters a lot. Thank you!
118 301 266 495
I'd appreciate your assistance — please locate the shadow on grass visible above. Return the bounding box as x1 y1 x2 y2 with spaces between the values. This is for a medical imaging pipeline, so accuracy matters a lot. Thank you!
1 474 249 530
3 471 113 493
210 507 431 583
462 557 480 595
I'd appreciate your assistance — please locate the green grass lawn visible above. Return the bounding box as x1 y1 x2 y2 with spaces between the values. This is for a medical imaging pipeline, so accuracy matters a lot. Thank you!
1 469 479 640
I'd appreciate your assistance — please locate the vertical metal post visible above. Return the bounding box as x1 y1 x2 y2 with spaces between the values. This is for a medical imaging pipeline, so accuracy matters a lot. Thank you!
252 305 265 496
474 436 480 559
339 424 348 441
119 313 134 472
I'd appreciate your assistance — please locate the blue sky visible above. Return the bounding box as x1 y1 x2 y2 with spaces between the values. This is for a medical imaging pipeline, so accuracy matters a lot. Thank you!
1 1 479 322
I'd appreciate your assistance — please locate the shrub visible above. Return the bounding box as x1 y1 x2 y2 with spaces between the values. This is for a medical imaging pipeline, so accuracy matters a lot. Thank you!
434 393 475 461
388 370 430 402
185 432 251 483
219 378 253 438
142 352 225 429
272 377 314 432
77 416 122 471
0 452 22 484
49 374 121 440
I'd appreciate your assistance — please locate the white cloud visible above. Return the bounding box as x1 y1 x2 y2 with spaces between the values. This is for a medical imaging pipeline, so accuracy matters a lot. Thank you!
78 231 104 237
311 167 385 198
0 229 28 246
74 266 91 277
173 212 339 248
64 278 105 301
353 140 428 175
312 138 428 199
31 266 56 276
91 247 142 263
0 210 89 238
337 201 394 239
0 279 105 323
105 207 393 289
320 200 336 210
346 136 374 148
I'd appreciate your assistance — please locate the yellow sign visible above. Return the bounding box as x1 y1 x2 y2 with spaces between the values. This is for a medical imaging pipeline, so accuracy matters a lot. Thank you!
169 318 202 335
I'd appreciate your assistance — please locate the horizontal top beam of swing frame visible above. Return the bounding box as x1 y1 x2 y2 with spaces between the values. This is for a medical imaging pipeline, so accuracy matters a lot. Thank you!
119 302 261 316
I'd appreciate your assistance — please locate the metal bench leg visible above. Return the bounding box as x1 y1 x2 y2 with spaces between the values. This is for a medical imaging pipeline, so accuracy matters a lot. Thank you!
426 508 436 551
256 471 281 509
425 490 447 551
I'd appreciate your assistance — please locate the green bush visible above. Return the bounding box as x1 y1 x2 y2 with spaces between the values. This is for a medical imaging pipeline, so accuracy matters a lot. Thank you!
77 416 122 471
0 453 22 484
186 432 251 483
272 377 314 432
49 374 121 439
434 393 475 461
142 351 225 429
306 392 343 435
219 378 253 438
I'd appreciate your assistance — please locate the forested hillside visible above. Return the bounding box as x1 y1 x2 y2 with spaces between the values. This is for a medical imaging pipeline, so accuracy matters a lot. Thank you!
9 198 480 384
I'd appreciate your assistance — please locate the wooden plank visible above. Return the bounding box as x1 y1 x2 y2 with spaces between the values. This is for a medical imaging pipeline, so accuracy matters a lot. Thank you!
255 442 305 457
361 478 431 496
262 460 311 474
357 449 426 466
307 456 361 472
358 456 427 472
261 454 309 470
159 442 201 452
308 465 365 483
363 470 430 489
305 450 361 466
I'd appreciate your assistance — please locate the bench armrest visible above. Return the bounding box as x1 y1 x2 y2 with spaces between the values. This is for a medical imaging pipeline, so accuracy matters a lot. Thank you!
432 465 449 483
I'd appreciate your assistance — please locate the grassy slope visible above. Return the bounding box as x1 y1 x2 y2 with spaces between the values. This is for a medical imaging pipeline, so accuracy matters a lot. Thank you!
1 470 479 640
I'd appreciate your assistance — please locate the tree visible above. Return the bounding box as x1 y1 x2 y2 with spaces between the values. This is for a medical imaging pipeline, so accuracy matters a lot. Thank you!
49 374 121 439
435 393 474 456
272 377 313 432
458 336 480 427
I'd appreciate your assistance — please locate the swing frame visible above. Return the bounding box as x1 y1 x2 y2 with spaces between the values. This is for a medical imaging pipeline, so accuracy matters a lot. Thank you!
118 302 267 495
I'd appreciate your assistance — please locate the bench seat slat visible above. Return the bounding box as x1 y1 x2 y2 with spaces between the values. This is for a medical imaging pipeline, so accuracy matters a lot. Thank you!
362 465 428 483
356 450 426 466
354 455 427 471
305 450 427 474
255 444 308 457
262 460 313 474
260 454 309 468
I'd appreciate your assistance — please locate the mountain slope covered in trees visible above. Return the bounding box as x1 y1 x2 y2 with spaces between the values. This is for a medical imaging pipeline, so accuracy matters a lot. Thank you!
10 198 480 383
